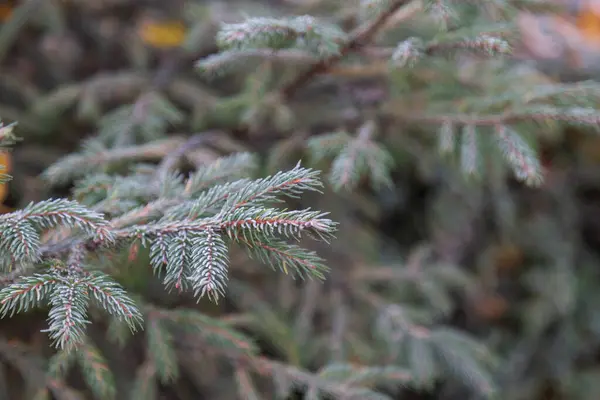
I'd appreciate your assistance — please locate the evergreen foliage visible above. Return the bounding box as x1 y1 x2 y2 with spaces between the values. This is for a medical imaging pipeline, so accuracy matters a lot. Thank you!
193 0 600 193
1 0 600 399
0 130 336 350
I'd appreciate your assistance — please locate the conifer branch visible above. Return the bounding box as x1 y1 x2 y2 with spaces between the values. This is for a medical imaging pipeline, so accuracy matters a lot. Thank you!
242 355 395 399
43 137 188 186
130 360 158 400
460 124 480 178
147 314 179 384
0 199 113 266
0 244 143 350
43 277 90 350
0 338 79 398
308 121 394 191
75 339 117 400
0 1 567 396
391 33 511 67
494 124 543 186
281 0 412 99
391 107 600 127
239 235 330 279
184 152 258 196
20 160 336 314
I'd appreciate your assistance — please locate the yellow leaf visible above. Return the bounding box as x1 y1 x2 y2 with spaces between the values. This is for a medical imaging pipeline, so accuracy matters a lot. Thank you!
138 20 187 49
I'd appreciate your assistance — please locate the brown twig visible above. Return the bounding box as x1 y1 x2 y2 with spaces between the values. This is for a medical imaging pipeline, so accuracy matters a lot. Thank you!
280 0 412 100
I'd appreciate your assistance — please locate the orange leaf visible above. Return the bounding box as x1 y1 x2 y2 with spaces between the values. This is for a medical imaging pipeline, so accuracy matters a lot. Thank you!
0 5 12 22
576 1 600 44
138 20 186 49
0 150 11 209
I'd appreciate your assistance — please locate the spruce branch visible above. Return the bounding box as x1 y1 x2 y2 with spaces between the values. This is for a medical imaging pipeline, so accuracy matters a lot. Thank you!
175 320 395 399
183 152 258 196
165 181 252 222
0 199 113 265
0 219 40 265
391 37 425 68
318 363 412 388
0 253 143 350
43 136 188 186
75 339 117 400
389 105 600 186
196 48 316 77
307 131 352 162
199 31 510 79
147 314 179 384
493 124 543 186
374 305 496 395
216 16 346 56
188 228 229 302
43 277 91 350
131 307 259 395
97 91 184 144
450 34 511 56
162 229 193 293
217 17 304 51
136 206 335 300
221 207 336 242
16 199 113 242
243 355 393 400
0 150 338 351
423 0 457 29
281 0 412 99
48 348 76 379
169 308 258 355
391 106 600 128
109 198 183 228
104 163 339 302
239 235 330 280
431 329 496 396
391 34 511 68
220 162 324 209
0 273 57 317
460 124 480 178
0 2 586 398
308 121 394 191
438 120 456 155
0 338 80 399
130 361 158 400
84 271 144 326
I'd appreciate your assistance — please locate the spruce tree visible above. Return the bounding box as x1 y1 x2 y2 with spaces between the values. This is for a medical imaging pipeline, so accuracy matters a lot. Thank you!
0 0 599 399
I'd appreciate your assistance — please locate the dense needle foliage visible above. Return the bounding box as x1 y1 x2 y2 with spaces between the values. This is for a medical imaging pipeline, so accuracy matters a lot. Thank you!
1 0 600 399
